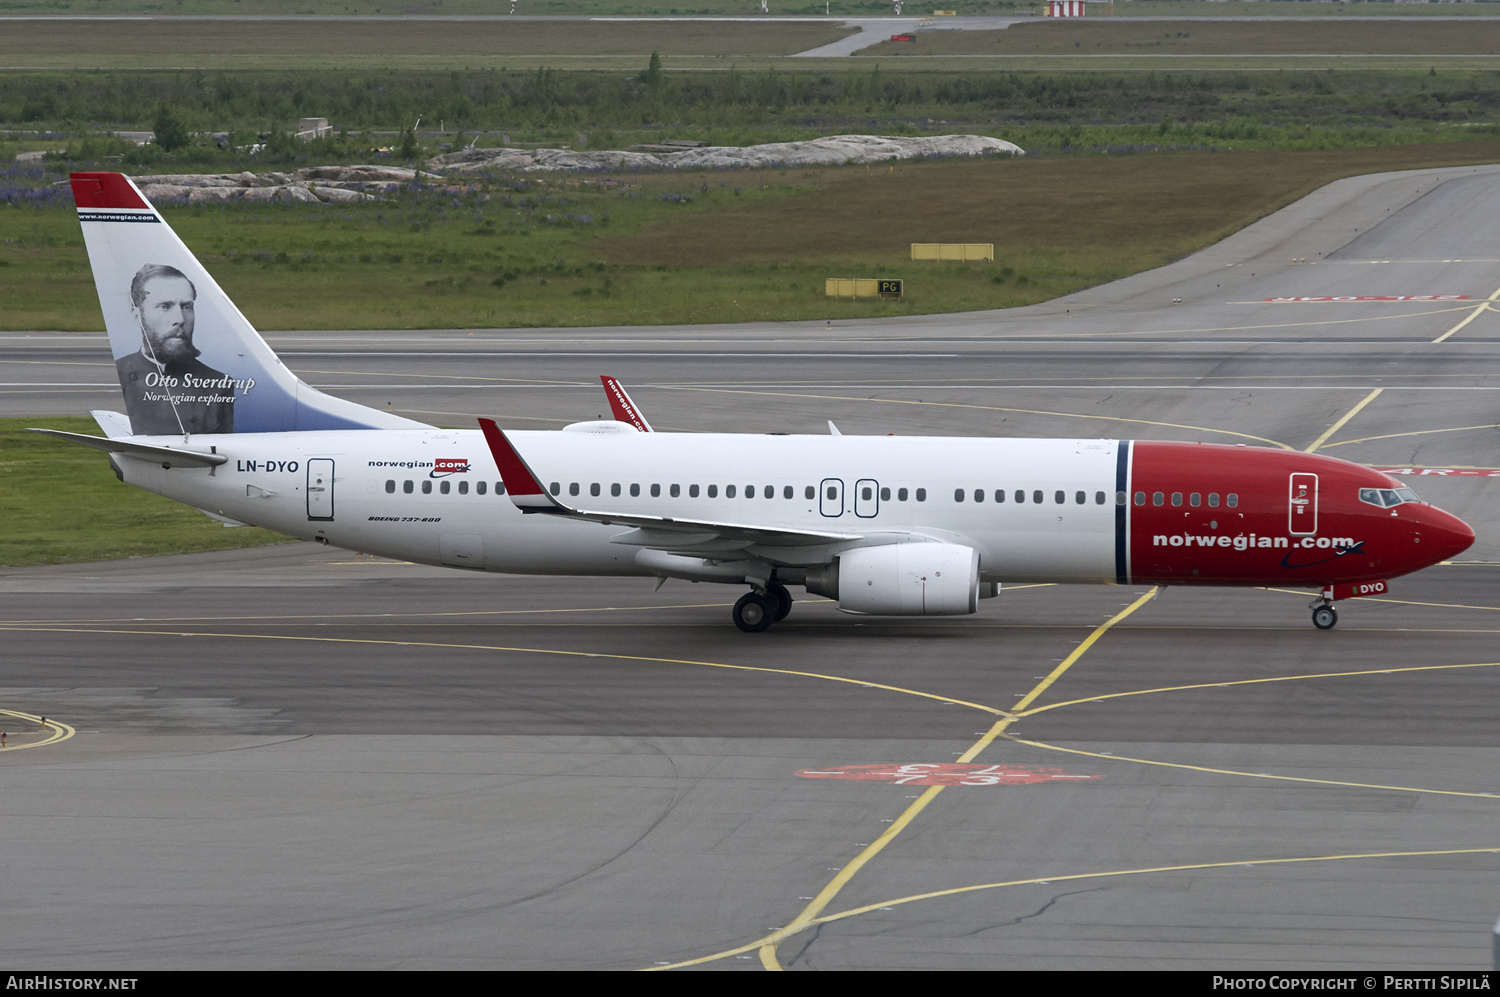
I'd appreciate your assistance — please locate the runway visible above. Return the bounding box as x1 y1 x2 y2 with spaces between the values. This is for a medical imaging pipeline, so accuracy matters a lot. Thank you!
3 162 1500 969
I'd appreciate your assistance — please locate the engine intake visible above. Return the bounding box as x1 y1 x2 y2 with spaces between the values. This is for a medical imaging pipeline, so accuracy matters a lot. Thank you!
811 542 980 616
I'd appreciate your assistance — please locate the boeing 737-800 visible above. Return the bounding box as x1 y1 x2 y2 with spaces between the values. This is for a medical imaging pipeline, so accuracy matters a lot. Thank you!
35 172 1475 631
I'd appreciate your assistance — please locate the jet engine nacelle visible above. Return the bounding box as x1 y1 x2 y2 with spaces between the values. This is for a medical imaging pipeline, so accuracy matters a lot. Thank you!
831 542 980 616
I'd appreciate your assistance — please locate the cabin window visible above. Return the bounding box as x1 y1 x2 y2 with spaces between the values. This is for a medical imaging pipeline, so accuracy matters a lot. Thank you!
785 485 795 499
650 484 661 497
708 484 718 498
385 479 395 494
1098 491 1109 505
805 485 815 500
630 483 640 497
995 489 1005 503
590 483 601 497
1227 493 1239 508
1076 491 1086 505
496 482 505 495
1134 492 1145 506
915 488 927 502
670 484 680 497
1152 492 1163 506
440 480 451 495
898 487 909 501
611 483 621 497
1052 490 1062 504
459 481 469 495
880 487 891 501
764 485 774 499
727 485 737 498
954 489 965 503
825 485 836 500
403 480 414 493
1208 493 1219 507
690 484 700 498
1033 490 1044 504
550 482 560 496
1189 492 1200 507
974 489 984 503
569 482 580 497
1171 492 1182 507
422 480 433 495
1015 490 1025 504
477 481 487 496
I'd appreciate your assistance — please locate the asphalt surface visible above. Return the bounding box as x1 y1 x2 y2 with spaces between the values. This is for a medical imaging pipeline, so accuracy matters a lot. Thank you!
3 162 1500 970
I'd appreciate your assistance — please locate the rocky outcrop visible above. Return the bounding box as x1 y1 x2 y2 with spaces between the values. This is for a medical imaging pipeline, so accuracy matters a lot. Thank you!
98 138 1020 202
128 166 441 203
430 134 1023 175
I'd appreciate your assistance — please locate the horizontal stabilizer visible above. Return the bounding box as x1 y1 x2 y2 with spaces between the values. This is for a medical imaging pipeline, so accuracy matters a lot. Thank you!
29 427 227 468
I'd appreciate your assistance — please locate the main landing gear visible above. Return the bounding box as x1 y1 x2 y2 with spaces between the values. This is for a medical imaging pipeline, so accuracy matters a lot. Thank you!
733 583 793 633
1309 596 1339 631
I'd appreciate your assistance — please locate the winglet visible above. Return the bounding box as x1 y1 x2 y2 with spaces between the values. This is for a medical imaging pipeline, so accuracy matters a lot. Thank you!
478 418 565 513
600 375 653 432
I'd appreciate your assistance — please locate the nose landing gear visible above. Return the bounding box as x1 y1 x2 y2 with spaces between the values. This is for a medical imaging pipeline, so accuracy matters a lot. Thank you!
1310 596 1338 630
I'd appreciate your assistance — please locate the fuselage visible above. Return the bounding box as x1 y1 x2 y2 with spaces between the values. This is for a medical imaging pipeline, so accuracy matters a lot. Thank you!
112 427 1474 589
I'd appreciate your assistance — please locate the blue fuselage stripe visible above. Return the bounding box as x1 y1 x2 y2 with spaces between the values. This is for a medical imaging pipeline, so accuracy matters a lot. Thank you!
1114 440 1131 585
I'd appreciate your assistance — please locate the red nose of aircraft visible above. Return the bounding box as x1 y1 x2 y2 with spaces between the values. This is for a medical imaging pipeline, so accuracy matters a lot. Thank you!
1409 503 1476 568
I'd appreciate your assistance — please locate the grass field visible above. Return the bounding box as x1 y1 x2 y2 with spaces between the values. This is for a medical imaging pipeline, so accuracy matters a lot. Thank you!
8 141 1500 332
0 18 855 69
0 416 290 566
865 19 1500 57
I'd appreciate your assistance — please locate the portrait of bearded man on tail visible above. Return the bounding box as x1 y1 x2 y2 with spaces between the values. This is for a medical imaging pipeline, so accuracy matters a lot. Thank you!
114 262 236 435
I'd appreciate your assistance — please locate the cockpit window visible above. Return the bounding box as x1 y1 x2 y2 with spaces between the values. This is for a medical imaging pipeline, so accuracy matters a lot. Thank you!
1359 486 1420 509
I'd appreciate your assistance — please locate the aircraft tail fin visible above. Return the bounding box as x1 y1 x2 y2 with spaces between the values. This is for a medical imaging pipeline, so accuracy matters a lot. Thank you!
70 172 427 436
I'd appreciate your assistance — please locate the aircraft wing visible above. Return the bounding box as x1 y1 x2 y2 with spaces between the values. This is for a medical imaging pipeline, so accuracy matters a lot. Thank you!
478 418 860 549
600 375 652 432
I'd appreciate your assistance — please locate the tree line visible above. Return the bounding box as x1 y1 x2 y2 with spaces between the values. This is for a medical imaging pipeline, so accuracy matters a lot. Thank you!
5 66 1500 135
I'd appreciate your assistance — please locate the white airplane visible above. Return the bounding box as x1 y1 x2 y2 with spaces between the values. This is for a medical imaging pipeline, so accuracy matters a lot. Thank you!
36 172 1475 631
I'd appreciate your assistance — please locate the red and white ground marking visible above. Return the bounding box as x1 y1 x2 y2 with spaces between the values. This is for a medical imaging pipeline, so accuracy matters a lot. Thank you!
796 763 1103 787
1374 467 1500 477
1265 295 1469 302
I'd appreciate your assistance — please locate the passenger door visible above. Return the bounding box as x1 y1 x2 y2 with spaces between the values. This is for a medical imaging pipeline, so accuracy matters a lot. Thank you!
1288 472 1318 536
307 458 335 520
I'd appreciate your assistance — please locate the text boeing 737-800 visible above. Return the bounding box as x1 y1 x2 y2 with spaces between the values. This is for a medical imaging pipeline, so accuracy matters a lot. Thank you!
34 172 1474 631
